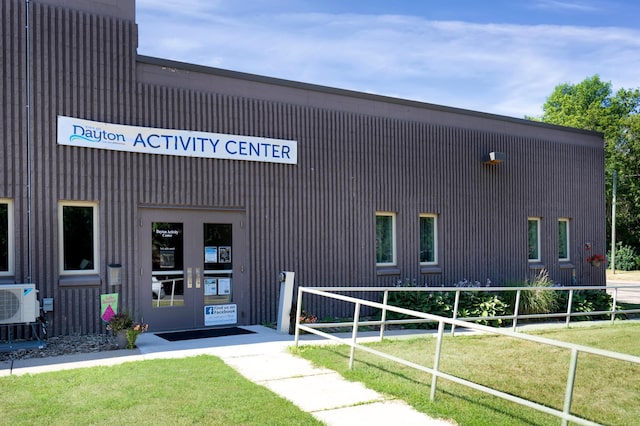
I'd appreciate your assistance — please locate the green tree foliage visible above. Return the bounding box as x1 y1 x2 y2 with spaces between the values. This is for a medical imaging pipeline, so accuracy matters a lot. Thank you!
528 76 640 251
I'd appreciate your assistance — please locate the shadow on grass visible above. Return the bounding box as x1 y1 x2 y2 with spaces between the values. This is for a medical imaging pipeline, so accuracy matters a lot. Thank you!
300 345 549 426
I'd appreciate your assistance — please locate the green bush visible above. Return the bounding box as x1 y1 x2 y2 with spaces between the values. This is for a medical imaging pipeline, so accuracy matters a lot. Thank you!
385 291 454 328
557 289 615 321
384 282 509 328
457 292 510 326
607 242 638 270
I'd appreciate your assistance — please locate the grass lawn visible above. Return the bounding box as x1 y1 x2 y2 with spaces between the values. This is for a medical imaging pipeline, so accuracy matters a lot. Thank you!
0 355 322 426
295 321 640 426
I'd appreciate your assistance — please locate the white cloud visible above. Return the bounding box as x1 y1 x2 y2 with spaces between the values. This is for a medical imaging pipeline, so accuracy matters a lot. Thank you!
531 0 600 12
136 5 640 118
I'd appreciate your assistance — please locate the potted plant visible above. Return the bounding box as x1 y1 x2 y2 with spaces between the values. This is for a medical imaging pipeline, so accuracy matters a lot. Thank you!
107 312 132 348
106 312 148 349
586 254 606 267
125 321 149 349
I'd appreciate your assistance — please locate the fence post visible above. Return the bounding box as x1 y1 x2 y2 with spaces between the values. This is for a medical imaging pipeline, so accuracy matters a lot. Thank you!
294 288 304 347
430 320 446 401
566 290 574 327
512 289 521 332
379 289 389 341
611 287 618 323
349 302 361 370
561 348 579 426
451 290 460 336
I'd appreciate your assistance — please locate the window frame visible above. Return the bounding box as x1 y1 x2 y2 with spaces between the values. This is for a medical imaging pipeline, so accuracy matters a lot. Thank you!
558 218 570 262
419 213 438 265
58 201 100 275
528 217 541 263
375 212 397 267
0 198 14 277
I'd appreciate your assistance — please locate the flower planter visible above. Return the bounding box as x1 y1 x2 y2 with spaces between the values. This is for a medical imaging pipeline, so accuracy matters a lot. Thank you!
116 330 128 348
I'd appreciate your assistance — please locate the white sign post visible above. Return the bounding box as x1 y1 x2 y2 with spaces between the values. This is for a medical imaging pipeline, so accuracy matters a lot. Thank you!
277 271 295 334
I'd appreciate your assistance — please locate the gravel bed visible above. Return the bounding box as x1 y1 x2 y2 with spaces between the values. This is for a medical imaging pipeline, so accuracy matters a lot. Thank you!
0 334 119 362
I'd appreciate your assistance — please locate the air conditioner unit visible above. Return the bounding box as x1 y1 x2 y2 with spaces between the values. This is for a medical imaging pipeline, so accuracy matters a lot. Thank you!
0 284 39 325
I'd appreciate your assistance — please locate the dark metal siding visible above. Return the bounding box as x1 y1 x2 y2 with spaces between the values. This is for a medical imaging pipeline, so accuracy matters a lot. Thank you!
3 0 606 333
3 0 138 334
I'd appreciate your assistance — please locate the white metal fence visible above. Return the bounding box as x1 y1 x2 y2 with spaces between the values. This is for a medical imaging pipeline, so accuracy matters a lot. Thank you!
294 285 640 426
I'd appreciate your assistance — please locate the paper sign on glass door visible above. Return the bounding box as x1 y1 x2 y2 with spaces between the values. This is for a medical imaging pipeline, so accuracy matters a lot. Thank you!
204 278 217 296
205 246 218 263
218 278 231 295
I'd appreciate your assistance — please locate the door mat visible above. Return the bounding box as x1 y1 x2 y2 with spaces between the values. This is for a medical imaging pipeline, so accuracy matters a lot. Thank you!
156 327 255 342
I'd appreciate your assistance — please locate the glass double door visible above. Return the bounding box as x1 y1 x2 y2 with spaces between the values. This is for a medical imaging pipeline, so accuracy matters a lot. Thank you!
139 208 247 331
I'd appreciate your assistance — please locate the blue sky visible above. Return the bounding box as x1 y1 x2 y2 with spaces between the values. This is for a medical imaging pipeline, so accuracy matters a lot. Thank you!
136 0 640 119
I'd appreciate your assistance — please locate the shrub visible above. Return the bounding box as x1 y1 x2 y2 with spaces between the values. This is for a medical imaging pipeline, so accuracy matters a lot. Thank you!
457 292 510 326
386 291 454 328
607 242 638 271
503 269 558 315
384 278 509 328
557 289 615 321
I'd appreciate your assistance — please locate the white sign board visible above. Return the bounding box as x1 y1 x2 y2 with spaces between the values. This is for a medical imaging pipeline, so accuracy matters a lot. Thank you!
204 304 237 326
57 116 297 165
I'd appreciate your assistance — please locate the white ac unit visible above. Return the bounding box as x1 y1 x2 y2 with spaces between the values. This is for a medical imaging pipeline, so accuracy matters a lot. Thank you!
0 284 39 325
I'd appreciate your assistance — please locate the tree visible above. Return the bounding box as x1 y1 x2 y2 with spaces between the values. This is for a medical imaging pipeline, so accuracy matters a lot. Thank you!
528 75 640 251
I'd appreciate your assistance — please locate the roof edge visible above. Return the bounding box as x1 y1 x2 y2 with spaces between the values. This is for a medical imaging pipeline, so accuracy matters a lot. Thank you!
136 54 604 139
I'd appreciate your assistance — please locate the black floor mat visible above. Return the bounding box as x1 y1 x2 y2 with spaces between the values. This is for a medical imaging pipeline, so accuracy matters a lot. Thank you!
156 327 255 342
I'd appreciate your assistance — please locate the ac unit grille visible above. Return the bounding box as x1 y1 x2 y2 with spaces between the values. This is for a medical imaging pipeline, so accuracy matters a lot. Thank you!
0 290 20 321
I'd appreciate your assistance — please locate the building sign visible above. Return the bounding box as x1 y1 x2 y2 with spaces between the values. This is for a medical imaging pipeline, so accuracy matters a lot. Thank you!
205 304 237 326
57 116 297 165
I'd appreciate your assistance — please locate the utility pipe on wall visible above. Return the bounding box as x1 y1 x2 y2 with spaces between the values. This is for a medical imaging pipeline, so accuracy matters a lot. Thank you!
25 0 33 282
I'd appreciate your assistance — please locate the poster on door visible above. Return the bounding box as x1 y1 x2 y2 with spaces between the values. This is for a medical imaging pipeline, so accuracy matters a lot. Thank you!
204 278 217 296
204 304 237 326
218 278 231 295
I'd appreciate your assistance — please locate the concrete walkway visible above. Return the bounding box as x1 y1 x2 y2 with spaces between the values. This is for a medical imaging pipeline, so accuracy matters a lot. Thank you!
1 326 455 426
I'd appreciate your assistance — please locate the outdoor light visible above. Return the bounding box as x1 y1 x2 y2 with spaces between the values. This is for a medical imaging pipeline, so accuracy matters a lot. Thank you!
108 263 122 286
484 151 505 165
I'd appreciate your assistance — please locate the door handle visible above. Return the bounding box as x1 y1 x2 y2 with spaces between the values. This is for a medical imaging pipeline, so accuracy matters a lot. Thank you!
195 267 201 288
187 267 193 288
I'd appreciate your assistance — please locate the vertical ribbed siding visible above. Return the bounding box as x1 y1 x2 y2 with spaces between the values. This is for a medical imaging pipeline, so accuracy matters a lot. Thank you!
4 0 606 332
1 0 26 276
24 1 138 335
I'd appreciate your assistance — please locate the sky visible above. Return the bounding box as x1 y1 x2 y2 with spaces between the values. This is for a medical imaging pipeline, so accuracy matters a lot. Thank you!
135 0 640 119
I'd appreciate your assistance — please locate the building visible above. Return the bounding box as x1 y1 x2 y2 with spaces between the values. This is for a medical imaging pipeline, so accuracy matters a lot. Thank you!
1 0 606 336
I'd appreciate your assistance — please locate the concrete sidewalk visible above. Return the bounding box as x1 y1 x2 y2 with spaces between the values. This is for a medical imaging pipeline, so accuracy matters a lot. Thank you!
1 325 455 426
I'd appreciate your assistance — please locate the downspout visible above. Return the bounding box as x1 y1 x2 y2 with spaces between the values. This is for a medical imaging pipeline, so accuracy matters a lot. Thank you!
25 0 33 283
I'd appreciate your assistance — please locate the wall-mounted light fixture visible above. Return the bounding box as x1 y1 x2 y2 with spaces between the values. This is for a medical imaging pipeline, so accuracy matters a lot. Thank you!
483 151 505 165
108 263 122 286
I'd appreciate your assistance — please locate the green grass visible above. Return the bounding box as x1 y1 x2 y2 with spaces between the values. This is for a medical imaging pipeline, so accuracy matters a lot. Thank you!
295 322 640 426
0 355 322 426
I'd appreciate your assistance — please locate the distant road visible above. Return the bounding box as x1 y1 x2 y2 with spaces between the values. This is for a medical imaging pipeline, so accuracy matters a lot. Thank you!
607 277 640 304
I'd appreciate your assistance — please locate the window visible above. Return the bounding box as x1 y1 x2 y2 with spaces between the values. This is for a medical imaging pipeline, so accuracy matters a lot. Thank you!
59 201 99 274
419 214 437 264
376 212 396 266
528 217 541 262
0 199 14 276
558 218 570 261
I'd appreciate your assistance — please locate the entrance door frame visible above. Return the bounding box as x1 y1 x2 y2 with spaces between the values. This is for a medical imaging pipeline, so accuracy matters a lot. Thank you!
138 207 248 331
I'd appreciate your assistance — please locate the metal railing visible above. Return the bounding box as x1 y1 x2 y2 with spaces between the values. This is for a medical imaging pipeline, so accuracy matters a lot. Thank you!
153 278 184 307
294 285 640 426
297 285 640 338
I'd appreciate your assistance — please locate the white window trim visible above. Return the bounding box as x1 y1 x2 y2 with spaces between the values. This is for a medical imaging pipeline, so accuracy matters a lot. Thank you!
0 198 14 276
58 201 100 275
558 218 570 261
528 217 541 263
376 211 397 267
419 213 438 265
